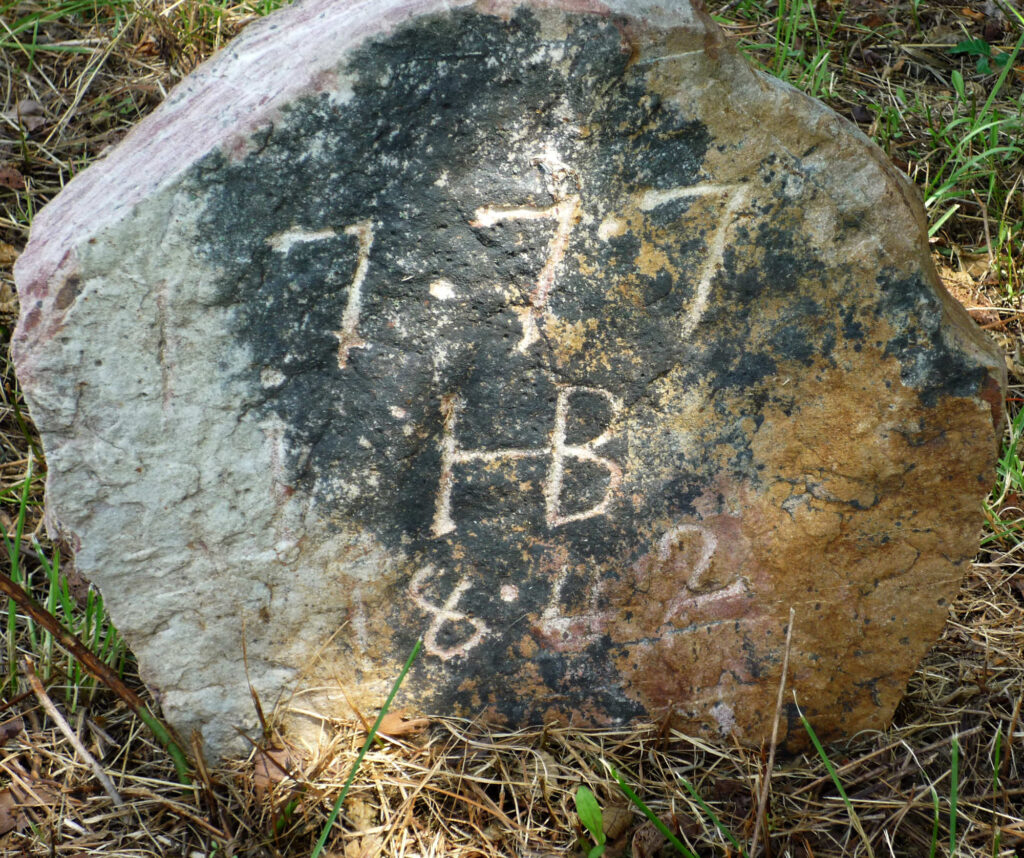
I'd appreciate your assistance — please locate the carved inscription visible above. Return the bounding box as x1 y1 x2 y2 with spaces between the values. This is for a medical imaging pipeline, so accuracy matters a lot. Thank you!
409 565 490 660
536 565 609 648
471 193 582 352
533 523 747 651
659 524 718 592
638 184 748 337
333 220 374 368
273 168 754 663
410 523 745 660
431 385 623 537
655 524 745 624
266 177 746 374
266 220 374 369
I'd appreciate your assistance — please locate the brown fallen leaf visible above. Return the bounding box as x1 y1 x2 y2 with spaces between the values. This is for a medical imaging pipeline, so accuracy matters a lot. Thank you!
134 33 163 58
630 819 665 858
631 811 693 858
3 100 45 132
9 774 60 810
0 242 19 266
253 747 293 803
983 18 1004 41
0 769 61 837
0 788 23 835
375 712 429 737
0 166 25 190
0 282 17 317
0 718 24 744
602 803 633 841
339 833 383 858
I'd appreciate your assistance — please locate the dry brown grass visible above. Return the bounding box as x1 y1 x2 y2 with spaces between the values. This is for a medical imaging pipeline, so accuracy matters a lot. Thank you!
1 1 1022 855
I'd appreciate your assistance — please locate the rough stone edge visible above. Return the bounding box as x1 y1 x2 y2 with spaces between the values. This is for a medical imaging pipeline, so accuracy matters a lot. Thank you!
741 68 1007 432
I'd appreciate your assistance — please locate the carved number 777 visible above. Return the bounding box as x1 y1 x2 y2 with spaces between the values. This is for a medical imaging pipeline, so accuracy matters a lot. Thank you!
266 182 747 367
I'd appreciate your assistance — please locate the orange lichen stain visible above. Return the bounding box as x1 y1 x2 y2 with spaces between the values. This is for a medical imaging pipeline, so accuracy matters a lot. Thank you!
545 315 595 365
634 239 672 279
455 675 483 708
609 274 646 310
517 635 538 659
574 251 598 276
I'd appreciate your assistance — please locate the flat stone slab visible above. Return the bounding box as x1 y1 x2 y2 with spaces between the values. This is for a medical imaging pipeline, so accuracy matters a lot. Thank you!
13 0 1004 757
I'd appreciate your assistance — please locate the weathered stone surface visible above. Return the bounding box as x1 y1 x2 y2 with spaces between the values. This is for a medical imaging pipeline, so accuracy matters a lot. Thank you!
13 0 1004 757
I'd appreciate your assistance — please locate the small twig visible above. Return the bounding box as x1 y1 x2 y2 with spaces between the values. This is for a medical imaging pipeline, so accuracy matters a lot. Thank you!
0 564 192 783
714 0 749 15
750 607 796 858
971 189 996 269
980 311 1024 330
792 723 987 797
0 566 146 711
121 787 231 839
999 692 1022 804
24 658 124 807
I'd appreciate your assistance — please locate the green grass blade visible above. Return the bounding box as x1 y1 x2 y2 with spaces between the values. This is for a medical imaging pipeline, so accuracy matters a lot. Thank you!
799 705 875 858
927 204 959 237
135 704 191 786
4 527 18 693
90 601 105 653
310 639 422 858
5 595 17 692
929 785 940 858
801 712 852 803
678 776 748 857
10 460 33 582
575 785 605 846
606 764 697 858
950 734 960 855
4 462 35 692
977 31 1024 121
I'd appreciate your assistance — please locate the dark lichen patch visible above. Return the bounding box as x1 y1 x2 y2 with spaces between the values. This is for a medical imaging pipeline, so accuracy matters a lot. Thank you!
878 271 986 405
188 7 734 722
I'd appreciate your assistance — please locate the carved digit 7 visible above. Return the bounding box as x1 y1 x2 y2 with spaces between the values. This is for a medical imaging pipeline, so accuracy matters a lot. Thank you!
471 195 582 352
333 220 374 369
265 220 374 369
639 184 748 338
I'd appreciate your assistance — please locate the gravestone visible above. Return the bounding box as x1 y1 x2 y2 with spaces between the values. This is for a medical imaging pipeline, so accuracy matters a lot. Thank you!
13 0 1004 757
